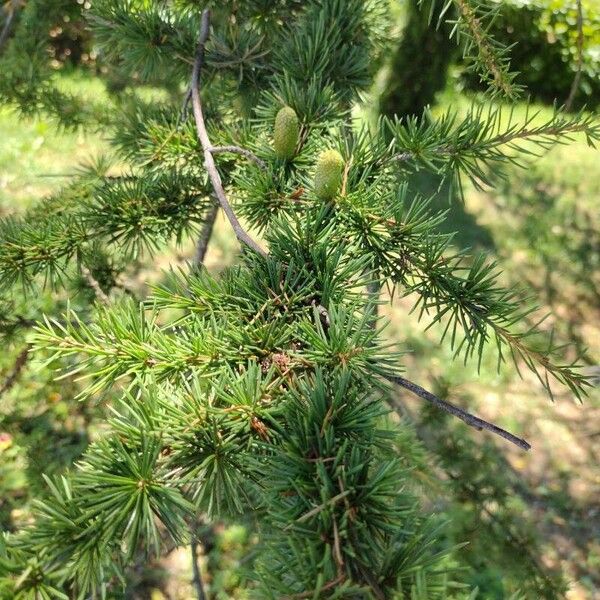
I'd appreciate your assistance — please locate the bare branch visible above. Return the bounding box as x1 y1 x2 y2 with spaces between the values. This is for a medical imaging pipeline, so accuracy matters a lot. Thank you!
565 0 584 112
366 278 380 325
190 537 207 600
390 151 414 162
386 373 531 451
180 86 193 124
0 312 36 335
311 300 330 328
289 490 350 528
210 145 267 170
189 10 267 258
194 202 219 266
81 266 109 304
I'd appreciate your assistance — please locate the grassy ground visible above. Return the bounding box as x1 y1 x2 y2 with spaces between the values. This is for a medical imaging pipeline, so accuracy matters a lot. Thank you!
1 77 599 598
0 73 108 212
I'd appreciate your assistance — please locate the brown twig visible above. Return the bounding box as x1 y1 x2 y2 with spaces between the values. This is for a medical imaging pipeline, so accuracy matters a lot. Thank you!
0 345 30 399
386 373 531 450
0 312 36 333
288 490 351 529
189 10 267 258
340 156 352 196
311 300 330 328
210 145 266 170
194 201 219 266
390 115 597 163
366 278 380 324
190 537 207 600
281 575 346 600
180 86 193 123
332 519 344 575
565 0 584 112
81 266 109 304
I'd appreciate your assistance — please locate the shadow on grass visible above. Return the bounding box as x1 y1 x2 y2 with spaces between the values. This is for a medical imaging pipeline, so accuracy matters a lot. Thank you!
407 171 496 252
399 170 600 597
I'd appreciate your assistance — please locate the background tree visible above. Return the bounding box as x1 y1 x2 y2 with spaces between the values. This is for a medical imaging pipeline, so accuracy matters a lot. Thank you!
379 0 456 118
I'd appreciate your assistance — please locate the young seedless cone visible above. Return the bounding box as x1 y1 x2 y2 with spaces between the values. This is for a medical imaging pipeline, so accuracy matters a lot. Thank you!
273 106 299 159
314 149 344 200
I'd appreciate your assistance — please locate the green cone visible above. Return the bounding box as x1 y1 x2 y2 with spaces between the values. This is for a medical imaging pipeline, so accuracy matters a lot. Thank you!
273 106 299 159
314 149 344 200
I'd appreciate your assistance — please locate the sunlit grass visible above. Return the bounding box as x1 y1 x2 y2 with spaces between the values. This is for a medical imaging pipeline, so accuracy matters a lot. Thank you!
0 72 109 212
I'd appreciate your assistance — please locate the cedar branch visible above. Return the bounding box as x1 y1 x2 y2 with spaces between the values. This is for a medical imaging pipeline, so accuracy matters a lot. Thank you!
210 145 266 170
0 0 19 53
81 266 109 304
386 373 531 450
194 201 219 266
191 536 207 600
189 10 267 257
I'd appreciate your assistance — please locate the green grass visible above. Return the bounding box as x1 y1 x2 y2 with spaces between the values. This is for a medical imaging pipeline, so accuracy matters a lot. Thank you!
0 108 98 210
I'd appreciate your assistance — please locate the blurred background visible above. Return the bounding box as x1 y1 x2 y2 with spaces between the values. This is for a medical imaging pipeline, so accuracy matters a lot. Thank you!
0 0 599 598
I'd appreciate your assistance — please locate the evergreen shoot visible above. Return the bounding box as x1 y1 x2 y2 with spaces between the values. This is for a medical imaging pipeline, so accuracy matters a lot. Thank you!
0 0 597 598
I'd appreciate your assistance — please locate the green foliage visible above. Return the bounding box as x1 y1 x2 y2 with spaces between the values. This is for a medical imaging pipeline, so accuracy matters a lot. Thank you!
4 247 458 597
387 102 600 191
89 1 197 84
273 0 390 100
0 165 214 291
0 0 107 128
462 0 600 109
429 0 522 98
254 369 458 598
0 0 598 597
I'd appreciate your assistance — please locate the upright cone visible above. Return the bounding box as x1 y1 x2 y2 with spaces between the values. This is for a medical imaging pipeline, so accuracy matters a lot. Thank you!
273 106 299 159
314 149 344 200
